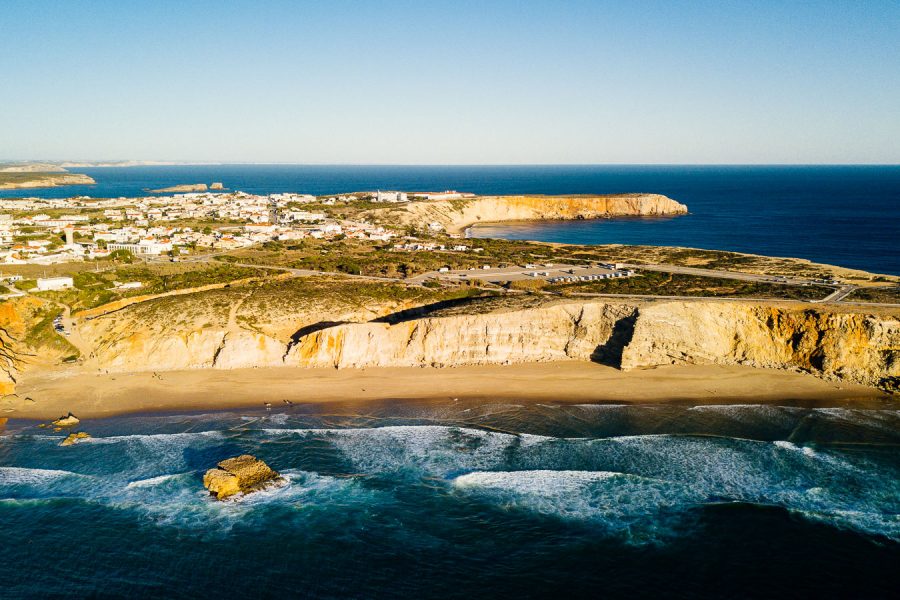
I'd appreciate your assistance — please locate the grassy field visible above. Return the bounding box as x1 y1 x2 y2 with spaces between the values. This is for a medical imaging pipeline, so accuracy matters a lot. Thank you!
30 263 270 311
542 272 831 300
848 286 900 304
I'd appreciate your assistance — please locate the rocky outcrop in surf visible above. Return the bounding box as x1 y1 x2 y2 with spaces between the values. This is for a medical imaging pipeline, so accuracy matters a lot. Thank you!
203 455 283 500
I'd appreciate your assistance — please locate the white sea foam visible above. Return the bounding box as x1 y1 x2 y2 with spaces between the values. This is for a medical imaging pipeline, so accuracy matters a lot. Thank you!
0 466 86 485
452 469 700 544
125 473 187 489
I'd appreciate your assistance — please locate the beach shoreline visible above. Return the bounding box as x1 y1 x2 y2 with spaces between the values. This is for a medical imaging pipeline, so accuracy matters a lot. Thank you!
5 361 893 420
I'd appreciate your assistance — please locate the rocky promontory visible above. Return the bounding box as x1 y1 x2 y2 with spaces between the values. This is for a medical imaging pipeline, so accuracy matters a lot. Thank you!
374 193 688 233
0 172 95 190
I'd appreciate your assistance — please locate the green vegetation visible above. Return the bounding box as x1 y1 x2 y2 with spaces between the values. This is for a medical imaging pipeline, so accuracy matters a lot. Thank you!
543 272 831 301
24 307 79 358
222 237 564 278
0 172 74 188
848 286 900 304
32 263 270 311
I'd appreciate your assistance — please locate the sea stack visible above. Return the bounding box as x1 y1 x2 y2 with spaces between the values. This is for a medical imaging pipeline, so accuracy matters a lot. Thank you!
60 431 91 446
203 455 283 500
52 413 80 427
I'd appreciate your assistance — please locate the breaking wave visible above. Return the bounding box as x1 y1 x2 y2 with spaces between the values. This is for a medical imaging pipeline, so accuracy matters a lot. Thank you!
3 414 898 542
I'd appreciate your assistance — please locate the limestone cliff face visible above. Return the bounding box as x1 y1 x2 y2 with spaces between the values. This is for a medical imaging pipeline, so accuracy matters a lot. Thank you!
12 292 899 394
620 302 900 389
384 194 688 233
0 297 71 395
283 300 898 391
286 303 636 368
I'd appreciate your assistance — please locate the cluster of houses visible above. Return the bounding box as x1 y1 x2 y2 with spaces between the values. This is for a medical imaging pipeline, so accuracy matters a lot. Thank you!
393 241 480 253
0 189 405 265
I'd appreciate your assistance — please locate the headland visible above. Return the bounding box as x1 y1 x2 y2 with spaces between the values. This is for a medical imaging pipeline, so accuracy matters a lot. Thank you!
0 188 897 419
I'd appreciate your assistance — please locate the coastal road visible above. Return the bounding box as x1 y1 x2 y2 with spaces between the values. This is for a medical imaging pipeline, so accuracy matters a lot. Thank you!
816 285 858 303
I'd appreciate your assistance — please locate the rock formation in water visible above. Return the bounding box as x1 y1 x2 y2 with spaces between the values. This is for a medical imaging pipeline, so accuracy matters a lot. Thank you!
149 183 208 193
60 431 91 446
373 194 688 233
52 413 80 427
210 182 225 190
203 455 283 500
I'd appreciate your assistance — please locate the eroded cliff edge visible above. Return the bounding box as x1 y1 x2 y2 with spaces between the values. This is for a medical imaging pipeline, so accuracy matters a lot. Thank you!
4 294 898 395
370 194 688 233
284 300 899 391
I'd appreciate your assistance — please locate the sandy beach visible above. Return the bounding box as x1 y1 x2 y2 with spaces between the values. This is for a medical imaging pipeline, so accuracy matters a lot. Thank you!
5 361 892 420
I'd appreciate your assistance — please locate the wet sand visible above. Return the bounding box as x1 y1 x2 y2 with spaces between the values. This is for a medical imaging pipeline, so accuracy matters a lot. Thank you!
5 361 892 420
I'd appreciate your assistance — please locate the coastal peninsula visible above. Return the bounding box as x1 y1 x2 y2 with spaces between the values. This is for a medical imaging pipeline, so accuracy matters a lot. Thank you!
0 188 897 419
0 172 95 190
368 193 688 234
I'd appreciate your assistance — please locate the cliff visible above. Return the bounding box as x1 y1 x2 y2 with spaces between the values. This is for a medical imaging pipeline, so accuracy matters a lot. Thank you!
287 302 636 368
620 302 900 390
6 292 899 396
0 172 95 190
376 194 688 233
285 300 898 391
0 296 73 396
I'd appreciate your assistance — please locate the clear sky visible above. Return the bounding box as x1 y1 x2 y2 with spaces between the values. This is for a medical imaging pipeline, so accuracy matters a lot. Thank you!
1 0 898 164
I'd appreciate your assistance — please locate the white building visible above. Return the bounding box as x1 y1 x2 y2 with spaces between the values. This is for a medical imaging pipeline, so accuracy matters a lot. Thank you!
107 238 173 255
36 276 74 291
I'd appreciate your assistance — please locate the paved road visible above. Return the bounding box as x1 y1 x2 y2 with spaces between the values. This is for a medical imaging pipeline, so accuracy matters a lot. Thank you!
816 285 858 303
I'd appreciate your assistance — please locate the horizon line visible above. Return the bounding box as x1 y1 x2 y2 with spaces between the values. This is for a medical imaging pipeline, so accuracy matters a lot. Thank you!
3 160 900 167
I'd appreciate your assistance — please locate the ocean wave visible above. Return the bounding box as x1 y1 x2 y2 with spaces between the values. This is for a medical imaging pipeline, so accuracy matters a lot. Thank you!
125 473 189 489
83 430 226 445
452 469 700 544
0 466 88 485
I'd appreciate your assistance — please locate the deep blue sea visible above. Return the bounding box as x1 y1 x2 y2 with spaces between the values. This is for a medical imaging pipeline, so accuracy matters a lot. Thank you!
2 164 898 275
2 166 899 597
2 400 899 599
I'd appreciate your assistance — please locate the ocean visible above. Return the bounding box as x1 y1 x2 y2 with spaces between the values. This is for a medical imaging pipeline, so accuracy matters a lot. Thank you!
2 401 899 599
2 164 899 275
2 165 899 597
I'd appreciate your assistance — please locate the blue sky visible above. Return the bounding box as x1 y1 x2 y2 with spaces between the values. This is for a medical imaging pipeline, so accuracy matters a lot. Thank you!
1 0 897 163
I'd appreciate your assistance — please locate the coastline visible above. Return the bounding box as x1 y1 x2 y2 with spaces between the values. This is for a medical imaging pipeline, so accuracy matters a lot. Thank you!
7 362 892 420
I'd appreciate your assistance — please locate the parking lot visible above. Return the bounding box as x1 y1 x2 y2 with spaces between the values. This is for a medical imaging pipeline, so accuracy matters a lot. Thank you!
430 262 636 284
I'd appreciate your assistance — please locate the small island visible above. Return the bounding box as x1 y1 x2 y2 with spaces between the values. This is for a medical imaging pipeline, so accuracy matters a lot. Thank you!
149 182 226 193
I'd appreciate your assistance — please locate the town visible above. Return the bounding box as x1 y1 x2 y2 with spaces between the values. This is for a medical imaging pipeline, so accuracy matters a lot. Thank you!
0 189 426 265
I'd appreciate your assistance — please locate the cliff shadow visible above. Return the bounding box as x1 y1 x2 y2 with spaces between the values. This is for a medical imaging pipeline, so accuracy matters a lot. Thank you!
590 311 637 368
371 297 484 325
289 321 347 345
